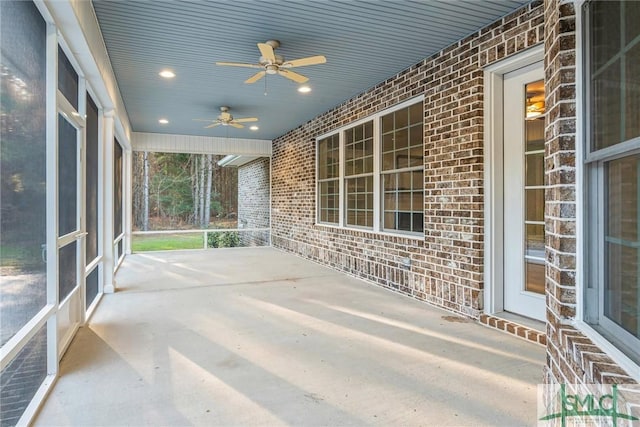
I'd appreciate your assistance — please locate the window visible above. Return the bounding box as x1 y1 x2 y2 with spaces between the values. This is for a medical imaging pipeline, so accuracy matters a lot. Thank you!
315 98 424 236
381 103 424 233
584 0 640 363
344 121 374 228
317 134 339 224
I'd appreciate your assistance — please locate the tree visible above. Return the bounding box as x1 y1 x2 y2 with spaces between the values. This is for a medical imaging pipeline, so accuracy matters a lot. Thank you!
132 152 143 230
198 154 205 227
131 152 237 230
191 154 199 225
142 151 149 231
203 154 212 228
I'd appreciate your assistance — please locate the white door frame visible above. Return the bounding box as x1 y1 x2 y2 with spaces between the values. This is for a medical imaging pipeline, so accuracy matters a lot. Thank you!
483 45 544 315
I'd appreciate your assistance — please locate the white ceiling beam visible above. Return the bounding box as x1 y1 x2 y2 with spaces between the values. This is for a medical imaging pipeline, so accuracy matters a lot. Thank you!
131 132 271 156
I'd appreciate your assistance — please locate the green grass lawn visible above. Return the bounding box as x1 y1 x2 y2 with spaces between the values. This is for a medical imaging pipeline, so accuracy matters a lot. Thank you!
132 233 204 252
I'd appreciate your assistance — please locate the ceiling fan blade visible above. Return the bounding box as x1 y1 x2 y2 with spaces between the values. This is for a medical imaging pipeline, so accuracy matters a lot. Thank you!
233 117 258 123
257 43 276 62
245 71 266 84
278 69 309 83
229 122 244 129
204 122 221 129
216 62 262 69
282 55 327 68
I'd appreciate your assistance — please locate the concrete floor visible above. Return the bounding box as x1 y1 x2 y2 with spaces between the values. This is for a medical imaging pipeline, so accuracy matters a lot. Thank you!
35 247 545 426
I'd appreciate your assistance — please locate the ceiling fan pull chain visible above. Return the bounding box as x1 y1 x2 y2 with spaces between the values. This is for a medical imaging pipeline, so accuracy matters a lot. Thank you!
264 74 268 96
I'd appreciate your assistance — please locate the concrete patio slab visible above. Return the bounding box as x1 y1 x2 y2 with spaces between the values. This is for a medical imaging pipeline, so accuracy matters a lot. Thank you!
34 247 544 426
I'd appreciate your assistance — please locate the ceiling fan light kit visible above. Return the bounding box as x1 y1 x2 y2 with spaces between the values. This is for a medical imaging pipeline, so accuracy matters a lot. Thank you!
265 64 279 75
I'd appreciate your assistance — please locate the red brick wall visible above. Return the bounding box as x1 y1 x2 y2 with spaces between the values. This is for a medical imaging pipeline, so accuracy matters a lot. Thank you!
238 158 270 246
271 0 638 387
271 1 544 318
543 0 637 385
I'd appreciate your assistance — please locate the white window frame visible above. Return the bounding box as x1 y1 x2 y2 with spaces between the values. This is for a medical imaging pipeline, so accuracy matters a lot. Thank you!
314 96 425 239
482 45 544 316
379 102 425 235
580 0 640 373
343 119 375 230
316 133 341 226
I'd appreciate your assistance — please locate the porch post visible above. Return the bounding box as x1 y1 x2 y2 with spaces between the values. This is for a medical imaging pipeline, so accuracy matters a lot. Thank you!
103 110 116 293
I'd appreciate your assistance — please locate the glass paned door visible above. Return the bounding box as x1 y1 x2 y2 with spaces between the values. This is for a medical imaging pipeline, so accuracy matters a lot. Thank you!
503 63 546 321
524 80 545 295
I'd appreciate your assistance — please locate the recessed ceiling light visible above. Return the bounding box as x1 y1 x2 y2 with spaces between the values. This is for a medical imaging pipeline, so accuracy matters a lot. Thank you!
159 70 175 78
249 125 259 131
298 85 311 93
158 118 169 124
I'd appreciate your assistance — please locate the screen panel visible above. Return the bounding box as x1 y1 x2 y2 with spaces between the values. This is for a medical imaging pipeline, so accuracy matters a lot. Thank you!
86 94 99 262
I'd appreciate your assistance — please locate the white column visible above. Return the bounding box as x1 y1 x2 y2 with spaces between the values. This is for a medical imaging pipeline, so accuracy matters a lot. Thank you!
103 110 116 293
45 21 59 375
78 76 87 320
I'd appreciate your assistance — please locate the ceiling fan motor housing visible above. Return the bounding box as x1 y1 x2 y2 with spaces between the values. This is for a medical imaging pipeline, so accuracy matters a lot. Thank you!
260 54 285 66
265 64 279 74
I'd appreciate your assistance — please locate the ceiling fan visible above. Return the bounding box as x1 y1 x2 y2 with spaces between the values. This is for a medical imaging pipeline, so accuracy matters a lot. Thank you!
216 40 326 84
193 106 258 129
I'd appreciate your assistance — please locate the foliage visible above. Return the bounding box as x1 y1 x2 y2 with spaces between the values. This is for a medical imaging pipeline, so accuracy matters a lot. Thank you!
220 231 240 247
132 152 238 231
207 231 240 248
151 153 193 222
207 231 220 248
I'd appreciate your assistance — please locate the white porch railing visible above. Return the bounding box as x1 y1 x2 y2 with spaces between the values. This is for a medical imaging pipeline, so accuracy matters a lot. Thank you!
131 228 271 250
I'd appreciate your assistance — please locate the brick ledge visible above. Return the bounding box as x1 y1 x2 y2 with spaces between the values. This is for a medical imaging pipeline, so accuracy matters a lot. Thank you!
479 313 546 346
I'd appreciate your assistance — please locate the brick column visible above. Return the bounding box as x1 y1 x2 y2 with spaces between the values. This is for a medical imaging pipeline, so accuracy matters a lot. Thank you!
543 0 578 384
